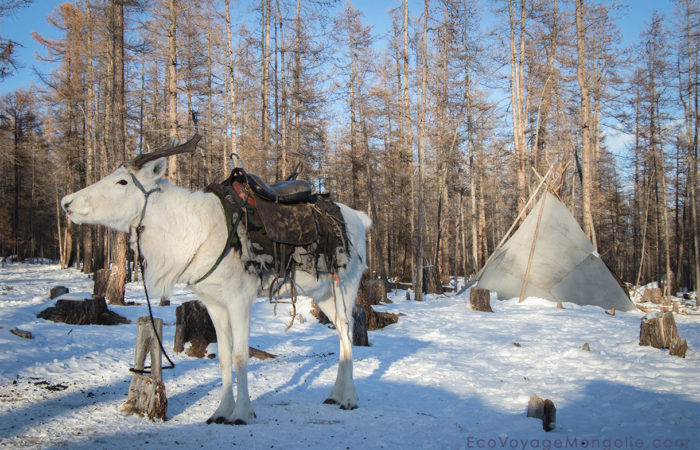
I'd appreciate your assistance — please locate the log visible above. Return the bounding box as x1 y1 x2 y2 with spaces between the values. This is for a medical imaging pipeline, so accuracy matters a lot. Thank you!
37 297 130 325
669 337 687 358
173 300 275 359
639 311 679 349
10 328 32 339
388 281 413 291
352 304 369 346
375 311 402 329
422 265 443 295
470 287 493 312
122 316 167 421
248 347 277 360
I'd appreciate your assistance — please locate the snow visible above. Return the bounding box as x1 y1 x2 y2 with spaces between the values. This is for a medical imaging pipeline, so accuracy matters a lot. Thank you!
1 263 699 449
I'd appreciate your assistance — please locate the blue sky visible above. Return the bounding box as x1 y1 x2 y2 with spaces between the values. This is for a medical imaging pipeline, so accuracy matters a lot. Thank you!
0 0 675 96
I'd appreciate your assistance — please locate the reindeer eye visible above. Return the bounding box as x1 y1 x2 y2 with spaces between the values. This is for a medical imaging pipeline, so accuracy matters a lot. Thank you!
117 179 128 186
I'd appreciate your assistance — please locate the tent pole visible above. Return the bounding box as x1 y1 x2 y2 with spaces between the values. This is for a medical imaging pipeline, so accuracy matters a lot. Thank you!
519 192 548 303
475 166 553 280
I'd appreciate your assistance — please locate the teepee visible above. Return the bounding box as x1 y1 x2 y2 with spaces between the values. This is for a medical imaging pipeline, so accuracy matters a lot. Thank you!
476 191 634 311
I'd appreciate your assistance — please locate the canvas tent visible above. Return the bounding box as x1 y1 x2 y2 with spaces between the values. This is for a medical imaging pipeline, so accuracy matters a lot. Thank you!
476 192 635 311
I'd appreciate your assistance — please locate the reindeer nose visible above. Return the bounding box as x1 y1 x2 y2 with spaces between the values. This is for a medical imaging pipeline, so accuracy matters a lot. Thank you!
61 196 73 212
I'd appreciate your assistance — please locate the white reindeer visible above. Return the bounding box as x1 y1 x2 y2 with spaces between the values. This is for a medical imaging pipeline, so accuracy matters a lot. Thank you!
61 147 370 425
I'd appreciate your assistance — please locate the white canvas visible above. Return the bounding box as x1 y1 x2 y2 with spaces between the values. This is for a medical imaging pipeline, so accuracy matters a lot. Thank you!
477 192 635 311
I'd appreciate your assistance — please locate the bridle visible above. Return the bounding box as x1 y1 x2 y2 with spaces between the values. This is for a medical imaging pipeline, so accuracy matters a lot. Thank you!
129 171 162 235
127 169 175 374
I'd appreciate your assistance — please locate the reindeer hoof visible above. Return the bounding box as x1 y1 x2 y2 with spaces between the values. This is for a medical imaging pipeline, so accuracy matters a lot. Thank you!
340 404 358 410
206 416 227 424
231 418 247 425
323 398 339 405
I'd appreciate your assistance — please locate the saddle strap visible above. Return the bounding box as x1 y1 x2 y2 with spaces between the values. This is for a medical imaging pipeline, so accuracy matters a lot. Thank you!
191 187 244 285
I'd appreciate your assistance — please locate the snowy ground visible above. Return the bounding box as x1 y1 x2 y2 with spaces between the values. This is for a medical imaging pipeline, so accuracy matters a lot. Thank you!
0 263 698 449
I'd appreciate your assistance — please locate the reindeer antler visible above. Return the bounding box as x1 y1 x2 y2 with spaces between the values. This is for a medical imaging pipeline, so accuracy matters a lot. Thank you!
124 134 202 169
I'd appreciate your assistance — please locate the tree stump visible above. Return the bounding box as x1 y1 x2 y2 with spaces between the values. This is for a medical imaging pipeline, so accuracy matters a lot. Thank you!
526 395 556 432
37 297 130 325
422 265 443 295
470 287 493 312
355 281 400 331
352 304 369 346
311 279 401 331
93 268 109 299
669 337 687 358
173 300 217 358
49 286 69 299
173 300 275 359
526 395 544 419
122 317 167 421
642 288 663 304
639 311 679 349
310 300 332 325
363 279 387 305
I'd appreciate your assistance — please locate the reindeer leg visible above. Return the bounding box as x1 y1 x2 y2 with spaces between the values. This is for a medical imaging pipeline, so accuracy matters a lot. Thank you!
203 300 235 424
317 276 359 410
226 297 256 425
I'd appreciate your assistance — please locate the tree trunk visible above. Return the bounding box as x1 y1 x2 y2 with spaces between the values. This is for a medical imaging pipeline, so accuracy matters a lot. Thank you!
576 0 597 249
415 0 428 301
224 0 237 173
261 0 271 175
402 0 415 286
166 0 178 182
509 0 527 210
106 0 127 305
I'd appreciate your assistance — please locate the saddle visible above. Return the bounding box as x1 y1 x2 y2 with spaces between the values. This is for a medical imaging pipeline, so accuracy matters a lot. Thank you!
205 168 349 279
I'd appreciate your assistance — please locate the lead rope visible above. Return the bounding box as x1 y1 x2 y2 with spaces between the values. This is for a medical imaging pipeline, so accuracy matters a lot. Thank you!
128 173 175 375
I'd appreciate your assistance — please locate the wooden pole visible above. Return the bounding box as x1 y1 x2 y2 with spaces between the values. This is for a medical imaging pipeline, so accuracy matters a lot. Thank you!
122 316 167 420
476 166 552 281
519 193 547 303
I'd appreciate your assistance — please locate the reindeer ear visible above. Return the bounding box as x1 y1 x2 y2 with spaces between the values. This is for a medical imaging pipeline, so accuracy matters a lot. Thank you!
141 157 168 181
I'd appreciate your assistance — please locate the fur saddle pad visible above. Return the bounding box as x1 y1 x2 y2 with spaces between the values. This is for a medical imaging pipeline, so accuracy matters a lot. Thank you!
254 195 319 246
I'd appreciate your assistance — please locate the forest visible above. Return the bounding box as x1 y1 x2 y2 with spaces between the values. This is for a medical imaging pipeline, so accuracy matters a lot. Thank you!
0 0 698 304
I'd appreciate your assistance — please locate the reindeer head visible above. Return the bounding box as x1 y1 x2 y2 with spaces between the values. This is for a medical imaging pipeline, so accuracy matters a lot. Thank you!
61 158 168 233
61 134 201 233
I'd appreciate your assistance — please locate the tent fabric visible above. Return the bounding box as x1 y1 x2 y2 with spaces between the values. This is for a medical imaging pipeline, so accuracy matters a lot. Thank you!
476 192 635 311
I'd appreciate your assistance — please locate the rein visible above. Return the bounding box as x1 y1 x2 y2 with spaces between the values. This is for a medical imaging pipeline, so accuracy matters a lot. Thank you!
128 172 175 375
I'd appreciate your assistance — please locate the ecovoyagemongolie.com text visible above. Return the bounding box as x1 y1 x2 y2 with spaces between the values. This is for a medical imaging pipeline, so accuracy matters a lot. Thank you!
465 435 692 450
